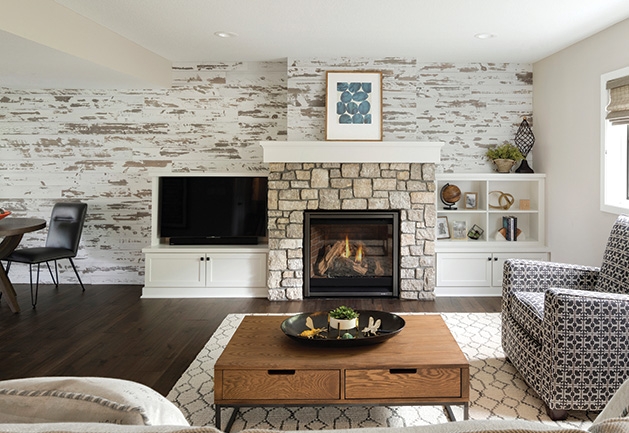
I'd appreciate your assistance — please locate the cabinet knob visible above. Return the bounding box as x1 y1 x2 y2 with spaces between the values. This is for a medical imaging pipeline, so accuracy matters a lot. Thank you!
494 257 498 261
200 257 205 261
487 257 492 261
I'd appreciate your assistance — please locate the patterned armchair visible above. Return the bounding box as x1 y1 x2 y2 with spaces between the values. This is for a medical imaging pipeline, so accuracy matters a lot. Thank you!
502 215 629 420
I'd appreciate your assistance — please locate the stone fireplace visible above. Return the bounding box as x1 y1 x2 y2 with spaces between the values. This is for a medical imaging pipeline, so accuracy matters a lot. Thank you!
261 141 442 301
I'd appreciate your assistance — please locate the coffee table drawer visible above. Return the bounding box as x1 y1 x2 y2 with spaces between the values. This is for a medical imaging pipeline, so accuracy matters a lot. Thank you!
221 369 341 400
345 368 463 399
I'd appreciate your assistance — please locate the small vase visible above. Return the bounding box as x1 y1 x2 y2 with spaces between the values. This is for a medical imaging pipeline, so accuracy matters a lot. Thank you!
493 159 515 173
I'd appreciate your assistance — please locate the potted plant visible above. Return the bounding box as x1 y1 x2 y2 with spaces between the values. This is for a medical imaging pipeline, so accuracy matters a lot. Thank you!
486 142 524 173
328 306 359 331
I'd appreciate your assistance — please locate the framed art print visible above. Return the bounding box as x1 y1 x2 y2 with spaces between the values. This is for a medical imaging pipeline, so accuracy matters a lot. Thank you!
451 220 467 240
464 192 478 209
325 71 383 141
436 216 450 239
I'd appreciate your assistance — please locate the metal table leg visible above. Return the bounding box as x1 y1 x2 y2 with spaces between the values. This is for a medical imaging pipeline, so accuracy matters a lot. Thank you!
215 405 239 433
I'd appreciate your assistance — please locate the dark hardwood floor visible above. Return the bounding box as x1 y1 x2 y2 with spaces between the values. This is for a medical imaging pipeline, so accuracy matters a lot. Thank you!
0 284 501 396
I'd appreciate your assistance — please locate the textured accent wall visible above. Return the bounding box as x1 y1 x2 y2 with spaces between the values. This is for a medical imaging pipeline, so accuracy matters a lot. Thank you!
0 61 287 284
1 57 532 287
287 58 533 173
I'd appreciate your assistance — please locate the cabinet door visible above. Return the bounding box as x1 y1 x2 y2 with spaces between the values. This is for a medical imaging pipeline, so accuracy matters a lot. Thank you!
436 253 492 287
491 252 549 287
207 253 267 287
145 253 206 287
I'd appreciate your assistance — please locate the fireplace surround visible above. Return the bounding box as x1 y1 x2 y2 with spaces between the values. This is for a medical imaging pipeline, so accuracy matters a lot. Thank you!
262 141 443 301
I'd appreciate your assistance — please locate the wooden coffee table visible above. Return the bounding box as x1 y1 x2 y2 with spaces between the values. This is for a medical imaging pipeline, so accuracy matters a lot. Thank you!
214 314 469 431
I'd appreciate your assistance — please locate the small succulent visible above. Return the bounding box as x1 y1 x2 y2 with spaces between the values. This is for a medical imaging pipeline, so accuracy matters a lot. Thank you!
329 306 359 320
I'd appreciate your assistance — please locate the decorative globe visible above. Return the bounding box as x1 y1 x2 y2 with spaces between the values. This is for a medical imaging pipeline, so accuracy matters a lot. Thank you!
440 184 461 209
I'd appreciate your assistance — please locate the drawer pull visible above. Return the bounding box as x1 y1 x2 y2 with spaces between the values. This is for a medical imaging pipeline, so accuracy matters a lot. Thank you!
268 369 296 375
389 368 417 374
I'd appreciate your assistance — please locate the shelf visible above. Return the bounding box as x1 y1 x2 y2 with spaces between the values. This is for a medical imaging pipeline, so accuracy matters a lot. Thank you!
436 173 546 249
487 210 539 214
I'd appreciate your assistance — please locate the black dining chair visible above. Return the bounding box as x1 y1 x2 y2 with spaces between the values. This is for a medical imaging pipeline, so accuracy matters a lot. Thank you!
4 202 88 308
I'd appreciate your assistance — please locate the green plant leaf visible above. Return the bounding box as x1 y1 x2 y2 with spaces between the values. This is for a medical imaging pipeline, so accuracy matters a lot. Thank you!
329 306 359 319
486 143 524 161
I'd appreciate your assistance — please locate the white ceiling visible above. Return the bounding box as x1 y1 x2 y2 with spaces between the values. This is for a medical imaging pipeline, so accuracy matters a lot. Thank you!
2 0 629 89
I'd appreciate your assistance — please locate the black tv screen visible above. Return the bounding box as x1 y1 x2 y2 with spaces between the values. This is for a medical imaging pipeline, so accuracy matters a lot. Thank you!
158 176 267 245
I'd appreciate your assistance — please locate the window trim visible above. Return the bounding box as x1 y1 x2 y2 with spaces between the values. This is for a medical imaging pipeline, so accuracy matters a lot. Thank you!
601 66 629 214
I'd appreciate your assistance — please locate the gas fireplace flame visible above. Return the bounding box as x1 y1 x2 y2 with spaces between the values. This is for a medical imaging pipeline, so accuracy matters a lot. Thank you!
342 235 364 263
355 245 363 263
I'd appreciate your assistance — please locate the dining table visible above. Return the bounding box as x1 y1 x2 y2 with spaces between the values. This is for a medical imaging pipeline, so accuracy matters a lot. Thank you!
0 217 47 313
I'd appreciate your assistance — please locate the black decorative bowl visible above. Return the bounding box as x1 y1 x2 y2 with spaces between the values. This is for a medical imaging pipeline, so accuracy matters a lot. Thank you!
280 310 405 347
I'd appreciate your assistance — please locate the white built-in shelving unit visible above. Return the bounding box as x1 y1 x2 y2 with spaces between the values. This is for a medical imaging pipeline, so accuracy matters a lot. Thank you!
435 173 549 296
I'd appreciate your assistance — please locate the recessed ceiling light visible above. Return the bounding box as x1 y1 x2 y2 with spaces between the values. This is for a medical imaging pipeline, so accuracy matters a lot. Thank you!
474 33 496 39
214 31 238 38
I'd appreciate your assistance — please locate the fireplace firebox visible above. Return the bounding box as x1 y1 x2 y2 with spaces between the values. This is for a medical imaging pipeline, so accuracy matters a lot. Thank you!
304 211 399 297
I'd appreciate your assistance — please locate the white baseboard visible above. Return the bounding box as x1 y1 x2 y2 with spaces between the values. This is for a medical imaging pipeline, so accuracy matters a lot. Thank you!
141 286 268 298
142 286 500 299
435 286 502 297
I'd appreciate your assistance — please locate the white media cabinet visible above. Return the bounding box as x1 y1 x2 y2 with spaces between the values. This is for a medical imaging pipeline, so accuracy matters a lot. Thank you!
141 173 269 299
142 244 268 298
435 173 549 297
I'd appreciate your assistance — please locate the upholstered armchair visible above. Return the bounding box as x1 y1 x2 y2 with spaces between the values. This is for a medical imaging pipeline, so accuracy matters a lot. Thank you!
502 214 629 420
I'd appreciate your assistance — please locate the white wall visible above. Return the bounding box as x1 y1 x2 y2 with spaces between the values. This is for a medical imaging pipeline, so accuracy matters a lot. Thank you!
533 18 629 266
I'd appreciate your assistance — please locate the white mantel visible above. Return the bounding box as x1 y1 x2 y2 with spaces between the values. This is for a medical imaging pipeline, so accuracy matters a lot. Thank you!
260 141 443 163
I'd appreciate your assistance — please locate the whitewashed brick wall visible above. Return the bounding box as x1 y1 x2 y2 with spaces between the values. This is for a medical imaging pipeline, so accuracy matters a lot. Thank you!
287 58 533 173
0 61 287 284
0 58 532 286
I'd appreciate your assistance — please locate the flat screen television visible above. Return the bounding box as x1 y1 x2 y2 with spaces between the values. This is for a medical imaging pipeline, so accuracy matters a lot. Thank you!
158 176 268 245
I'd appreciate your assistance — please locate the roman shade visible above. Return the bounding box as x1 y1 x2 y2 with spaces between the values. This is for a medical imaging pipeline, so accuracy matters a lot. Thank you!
606 76 629 125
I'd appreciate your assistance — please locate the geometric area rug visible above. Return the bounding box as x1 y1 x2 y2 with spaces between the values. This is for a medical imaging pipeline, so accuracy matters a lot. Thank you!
167 313 597 431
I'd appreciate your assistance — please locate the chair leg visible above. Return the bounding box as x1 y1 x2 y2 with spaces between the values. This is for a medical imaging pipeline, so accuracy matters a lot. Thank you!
546 406 568 421
68 258 85 292
29 263 41 309
45 261 59 287
0 262 4 301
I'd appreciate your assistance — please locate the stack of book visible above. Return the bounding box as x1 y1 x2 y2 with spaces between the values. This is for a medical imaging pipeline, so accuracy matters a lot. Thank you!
503 216 518 241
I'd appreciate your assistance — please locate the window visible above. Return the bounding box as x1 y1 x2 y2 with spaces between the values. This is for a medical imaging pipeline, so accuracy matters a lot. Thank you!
601 67 629 214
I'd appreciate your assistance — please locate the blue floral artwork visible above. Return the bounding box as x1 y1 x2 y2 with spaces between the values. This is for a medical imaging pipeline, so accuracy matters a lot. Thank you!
335 82 373 125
